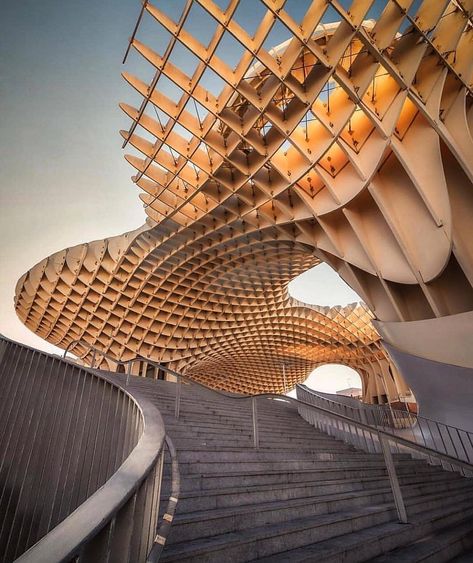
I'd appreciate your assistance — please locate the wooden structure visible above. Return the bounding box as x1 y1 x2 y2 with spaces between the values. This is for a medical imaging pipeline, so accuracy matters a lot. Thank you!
15 0 473 401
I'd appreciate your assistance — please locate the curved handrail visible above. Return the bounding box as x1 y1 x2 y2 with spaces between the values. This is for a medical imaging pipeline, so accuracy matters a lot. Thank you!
297 384 413 420
298 386 364 409
63 339 473 474
296 384 416 432
64 339 257 400
296 385 364 415
3 338 166 563
296 383 417 416
297 384 473 463
146 435 180 563
61 339 473 526
65 341 186 560
298 383 472 438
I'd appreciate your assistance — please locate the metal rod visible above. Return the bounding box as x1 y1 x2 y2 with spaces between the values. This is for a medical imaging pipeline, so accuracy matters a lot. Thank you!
20 336 473 475
252 396 259 449
174 378 181 419
122 0 149 64
126 361 132 387
456 429 469 462
446 425 460 459
379 433 408 524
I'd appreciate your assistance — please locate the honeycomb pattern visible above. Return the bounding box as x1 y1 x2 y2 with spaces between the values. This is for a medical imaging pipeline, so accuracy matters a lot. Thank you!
14 224 396 395
15 0 473 396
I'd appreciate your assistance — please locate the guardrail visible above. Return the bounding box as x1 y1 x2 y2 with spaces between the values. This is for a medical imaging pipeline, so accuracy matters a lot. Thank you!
0 336 167 563
297 386 416 429
64 340 473 525
297 384 473 467
146 435 180 563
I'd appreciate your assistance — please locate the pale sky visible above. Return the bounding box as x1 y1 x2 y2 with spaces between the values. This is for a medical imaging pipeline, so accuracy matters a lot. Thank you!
288 263 360 307
287 364 362 397
0 1 377 392
1 1 146 354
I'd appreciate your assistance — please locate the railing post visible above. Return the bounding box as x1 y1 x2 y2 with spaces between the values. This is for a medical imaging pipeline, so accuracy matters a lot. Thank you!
126 361 132 387
175 378 181 419
379 432 408 523
252 396 259 449
91 349 97 369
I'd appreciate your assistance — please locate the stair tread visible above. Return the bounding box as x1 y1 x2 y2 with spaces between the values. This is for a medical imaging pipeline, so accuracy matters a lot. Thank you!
124 377 473 562
254 503 473 562
164 498 473 560
177 475 473 501
174 481 473 524
368 514 473 561
175 467 449 479
163 506 386 559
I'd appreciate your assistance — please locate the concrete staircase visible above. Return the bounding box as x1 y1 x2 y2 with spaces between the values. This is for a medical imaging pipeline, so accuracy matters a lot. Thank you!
119 376 473 562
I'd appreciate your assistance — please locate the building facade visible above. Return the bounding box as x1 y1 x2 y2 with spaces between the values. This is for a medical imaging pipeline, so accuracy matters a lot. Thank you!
14 1 473 423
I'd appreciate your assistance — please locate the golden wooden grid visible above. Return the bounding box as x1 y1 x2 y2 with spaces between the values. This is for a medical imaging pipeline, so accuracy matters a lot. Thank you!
15 0 473 398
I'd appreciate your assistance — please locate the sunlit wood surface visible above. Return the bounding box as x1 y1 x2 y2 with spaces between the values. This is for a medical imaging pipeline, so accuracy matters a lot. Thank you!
15 0 473 397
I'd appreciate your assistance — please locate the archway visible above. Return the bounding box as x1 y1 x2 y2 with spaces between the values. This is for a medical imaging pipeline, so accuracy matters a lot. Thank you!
304 364 362 395
286 363 362 398
286 262 365 399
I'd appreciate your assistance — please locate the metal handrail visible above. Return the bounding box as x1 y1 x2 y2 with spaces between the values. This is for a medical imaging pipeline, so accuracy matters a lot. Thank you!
64 339 473 525
297 385 413 421
63 339 257 400
63 342 182 561
297 384 473 467
18 389 164 562
0 335 165 563
303 387 424 428
297 386 417 432
146 435 180 563
296 386 365 416
64 340 473 469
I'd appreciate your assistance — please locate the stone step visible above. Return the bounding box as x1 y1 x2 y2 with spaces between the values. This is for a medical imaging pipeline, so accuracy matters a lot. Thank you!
171 455 405 470
131 388 286 407
148 400 299 417
171 457 428 475
161 494 473 562
254 502 473 563
167 427 344 443
369 513 473 562
135 391 281 408
123 377 473 561
175 474 473 513
165 426 347 439
172 448 368 462
169 475 471 542
168 436 351 449
171 496 392 545
164 418 306 433
173 467 460 493
162 506 391 562
161 424 335 439
162 412 304 426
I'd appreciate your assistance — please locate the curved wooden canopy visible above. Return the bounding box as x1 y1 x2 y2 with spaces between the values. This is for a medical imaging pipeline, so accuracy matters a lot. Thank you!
15 0 473 396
